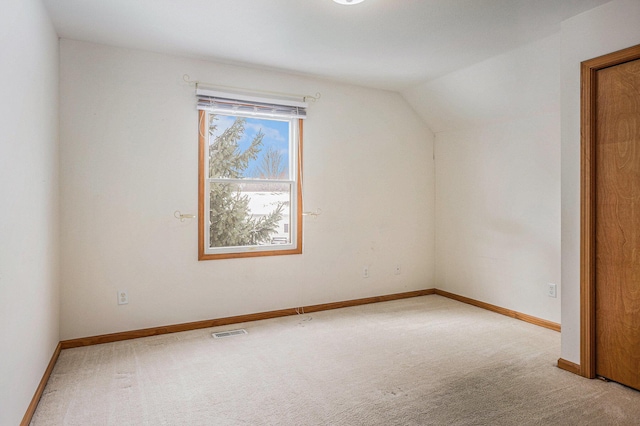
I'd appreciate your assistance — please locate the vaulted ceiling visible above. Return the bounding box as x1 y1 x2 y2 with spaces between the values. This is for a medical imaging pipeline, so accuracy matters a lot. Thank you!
42 0 610 91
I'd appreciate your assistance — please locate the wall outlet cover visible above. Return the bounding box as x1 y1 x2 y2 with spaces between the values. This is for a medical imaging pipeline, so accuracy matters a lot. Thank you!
118 290 129 305
547 283 557 298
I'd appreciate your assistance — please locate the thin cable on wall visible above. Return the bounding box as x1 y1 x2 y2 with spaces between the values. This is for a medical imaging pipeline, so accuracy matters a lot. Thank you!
187 74 322 315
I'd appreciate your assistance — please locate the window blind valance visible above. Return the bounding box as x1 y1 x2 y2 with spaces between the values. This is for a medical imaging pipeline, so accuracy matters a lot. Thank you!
196 88 307 119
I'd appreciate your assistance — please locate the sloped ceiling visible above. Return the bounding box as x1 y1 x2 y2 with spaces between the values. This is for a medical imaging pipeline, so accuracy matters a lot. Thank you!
42 0 610 91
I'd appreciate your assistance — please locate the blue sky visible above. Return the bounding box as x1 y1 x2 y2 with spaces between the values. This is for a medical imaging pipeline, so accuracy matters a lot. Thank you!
210 114 290 178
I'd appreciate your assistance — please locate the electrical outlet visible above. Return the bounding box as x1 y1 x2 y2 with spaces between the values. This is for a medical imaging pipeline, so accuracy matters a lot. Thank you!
547 283 557 298
363 266 369 278
118 290 129 305
394 265 401 275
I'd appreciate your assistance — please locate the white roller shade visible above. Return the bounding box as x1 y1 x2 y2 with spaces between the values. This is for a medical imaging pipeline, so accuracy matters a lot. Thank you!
196 88 307 119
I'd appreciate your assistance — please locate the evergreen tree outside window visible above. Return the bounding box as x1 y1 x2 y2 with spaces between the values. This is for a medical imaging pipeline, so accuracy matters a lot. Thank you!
197 95 304 260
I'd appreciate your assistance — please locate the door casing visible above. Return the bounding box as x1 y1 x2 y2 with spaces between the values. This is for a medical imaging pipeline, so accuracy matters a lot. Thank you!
580 43 640 379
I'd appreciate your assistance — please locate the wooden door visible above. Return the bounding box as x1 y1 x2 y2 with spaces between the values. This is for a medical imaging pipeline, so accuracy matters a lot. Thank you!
595 58 640 390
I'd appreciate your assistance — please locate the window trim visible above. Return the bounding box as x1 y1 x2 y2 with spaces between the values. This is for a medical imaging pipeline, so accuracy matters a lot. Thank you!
198 110 303 260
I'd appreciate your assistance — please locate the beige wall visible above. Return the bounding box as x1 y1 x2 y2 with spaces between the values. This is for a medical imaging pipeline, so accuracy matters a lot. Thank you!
0 0 60 424
403 35 562 323
560 0 640 364
59 40 435 340
8 5 639 420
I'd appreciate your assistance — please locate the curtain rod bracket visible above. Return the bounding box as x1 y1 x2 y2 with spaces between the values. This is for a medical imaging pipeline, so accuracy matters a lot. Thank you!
174 210 196 222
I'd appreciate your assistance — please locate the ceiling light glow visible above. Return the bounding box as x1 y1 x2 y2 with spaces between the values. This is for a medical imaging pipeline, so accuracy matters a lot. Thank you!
333 0 365 5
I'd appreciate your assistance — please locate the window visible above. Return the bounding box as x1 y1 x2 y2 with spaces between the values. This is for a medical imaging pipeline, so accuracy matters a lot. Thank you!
197 89 305 260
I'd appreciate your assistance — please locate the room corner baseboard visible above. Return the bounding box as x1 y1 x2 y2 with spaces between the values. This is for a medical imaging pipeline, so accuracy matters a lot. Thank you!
434 289 561 332
60 288 562 349
21 342 62 426
60 288 437 349
557 358 581 375
27 287 562 422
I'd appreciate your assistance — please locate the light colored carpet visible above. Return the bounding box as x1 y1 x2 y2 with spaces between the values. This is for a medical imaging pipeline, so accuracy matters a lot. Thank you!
32 295 640 425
